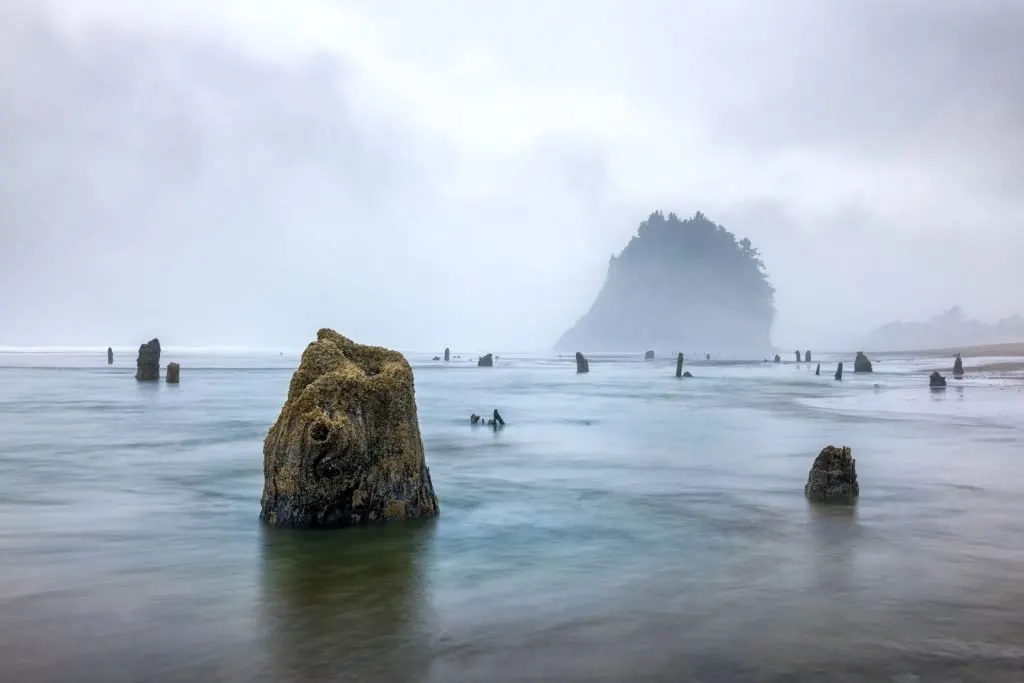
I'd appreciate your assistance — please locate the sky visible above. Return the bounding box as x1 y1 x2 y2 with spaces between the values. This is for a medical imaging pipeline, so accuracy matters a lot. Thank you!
1 0 1022 352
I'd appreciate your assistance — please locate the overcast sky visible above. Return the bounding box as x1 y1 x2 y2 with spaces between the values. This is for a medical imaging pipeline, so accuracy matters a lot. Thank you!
1 0 1021 351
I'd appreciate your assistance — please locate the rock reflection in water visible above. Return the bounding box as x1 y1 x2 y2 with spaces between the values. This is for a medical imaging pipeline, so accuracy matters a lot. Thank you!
258 521 436 683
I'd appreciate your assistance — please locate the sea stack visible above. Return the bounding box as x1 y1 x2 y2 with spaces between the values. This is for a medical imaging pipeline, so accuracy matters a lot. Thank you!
854 351 873 373
815 363 820 376
835 362 843 380
259 328 439 528
953 353 963 378
644 350 655 361
444 347 450 362
774 354 781 363
135 339 161 381
675 352 684 378
107 346 113 365
478 353 494 367
166 362 180 384
929 371 947 388
805 350 811 362
804 446 859 502
575 352 590 374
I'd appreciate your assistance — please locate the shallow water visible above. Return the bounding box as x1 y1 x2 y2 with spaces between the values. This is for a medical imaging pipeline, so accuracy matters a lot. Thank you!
1 350 1023 682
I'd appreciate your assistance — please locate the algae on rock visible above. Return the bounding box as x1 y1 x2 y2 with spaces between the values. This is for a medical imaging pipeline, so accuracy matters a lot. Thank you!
260 328 439 528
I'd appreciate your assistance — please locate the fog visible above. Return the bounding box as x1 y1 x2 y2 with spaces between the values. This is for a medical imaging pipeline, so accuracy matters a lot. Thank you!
2 0 1022 352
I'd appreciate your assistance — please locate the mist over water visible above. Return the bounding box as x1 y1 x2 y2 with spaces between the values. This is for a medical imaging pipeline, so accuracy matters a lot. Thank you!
2 350 1023 681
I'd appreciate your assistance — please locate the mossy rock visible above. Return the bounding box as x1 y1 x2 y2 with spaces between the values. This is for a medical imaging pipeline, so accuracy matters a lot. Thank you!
260 328 439 528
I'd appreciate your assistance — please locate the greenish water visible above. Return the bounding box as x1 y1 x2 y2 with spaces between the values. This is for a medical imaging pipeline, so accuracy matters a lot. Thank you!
1 350 1023 682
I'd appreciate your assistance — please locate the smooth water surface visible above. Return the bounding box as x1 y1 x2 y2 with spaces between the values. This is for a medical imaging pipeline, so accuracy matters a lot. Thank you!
1 350 1023 682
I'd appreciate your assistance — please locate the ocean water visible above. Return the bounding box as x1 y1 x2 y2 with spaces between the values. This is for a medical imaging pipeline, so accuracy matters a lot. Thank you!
1 349 1023 682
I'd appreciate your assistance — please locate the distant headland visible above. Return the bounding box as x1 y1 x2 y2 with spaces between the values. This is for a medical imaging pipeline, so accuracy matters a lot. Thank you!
864 306 1024 352
554 211 775 353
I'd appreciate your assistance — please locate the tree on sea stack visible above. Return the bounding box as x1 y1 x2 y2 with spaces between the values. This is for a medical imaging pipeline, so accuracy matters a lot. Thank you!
260 328 439 528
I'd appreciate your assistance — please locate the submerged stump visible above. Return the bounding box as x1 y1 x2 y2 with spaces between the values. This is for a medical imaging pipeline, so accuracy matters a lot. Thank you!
478 353 493 367
575 352 589 374
835 362 843 380
260 328 439 528
166 362 180 384
805 350 812 362
929 371 947 388
804 445 859 502
644 350 655 361
444 347 450 362
107 346 114 365
135 338 161 381
854 351 873 373
675 352 684 377
953 353 963 378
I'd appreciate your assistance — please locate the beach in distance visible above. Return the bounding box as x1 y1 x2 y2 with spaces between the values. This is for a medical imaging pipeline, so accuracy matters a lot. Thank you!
2 348 1024 682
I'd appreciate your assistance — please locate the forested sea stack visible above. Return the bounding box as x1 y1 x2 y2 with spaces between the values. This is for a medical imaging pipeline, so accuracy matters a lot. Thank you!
554 211 775 352
260 329 439 528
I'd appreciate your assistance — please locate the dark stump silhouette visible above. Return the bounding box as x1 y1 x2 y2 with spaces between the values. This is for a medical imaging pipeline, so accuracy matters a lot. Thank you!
259 328 439 529
929 371 947 388
854 351 873 373
835 362 843 381
444 347 450 362
492 409 505 427
470 413 481 425
166 362 180 384
795 350 801 362
135 338 160 381
107 346 113 365
478 353 493 367
675 352 684 377
682 371 693 378
644 350 655 361
815 363 820 376
953 353 963 377
774 354 781 363
805 350 811 362
575 352 589 374
705 353 710 360
804 446 859 502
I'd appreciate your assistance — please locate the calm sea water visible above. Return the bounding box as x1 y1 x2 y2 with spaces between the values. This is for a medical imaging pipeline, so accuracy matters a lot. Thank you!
1 349 1023 682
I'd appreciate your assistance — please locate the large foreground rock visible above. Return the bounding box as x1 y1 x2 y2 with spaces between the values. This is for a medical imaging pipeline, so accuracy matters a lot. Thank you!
135 339 160 381
854 351 873 373
804 446 859 502
260 328 439 528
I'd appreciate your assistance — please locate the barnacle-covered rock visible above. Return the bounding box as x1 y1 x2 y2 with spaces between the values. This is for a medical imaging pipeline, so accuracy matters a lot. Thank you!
259 329 439 528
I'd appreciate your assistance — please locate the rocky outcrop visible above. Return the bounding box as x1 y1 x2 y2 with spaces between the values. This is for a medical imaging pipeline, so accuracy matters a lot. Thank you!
773 354 781 363
575 352 590 374
854 351 873 373
444 347 450 362
804 446 859 502
953 353 963 377
554 211 775 353
834 362 843 380
166 362 180 384
675 352 684 377
107 346 113 365
478 353 493 367
929 371 946 388
135 339 160 381
644 350 655 361
259 328 439 528
804 350 811 362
